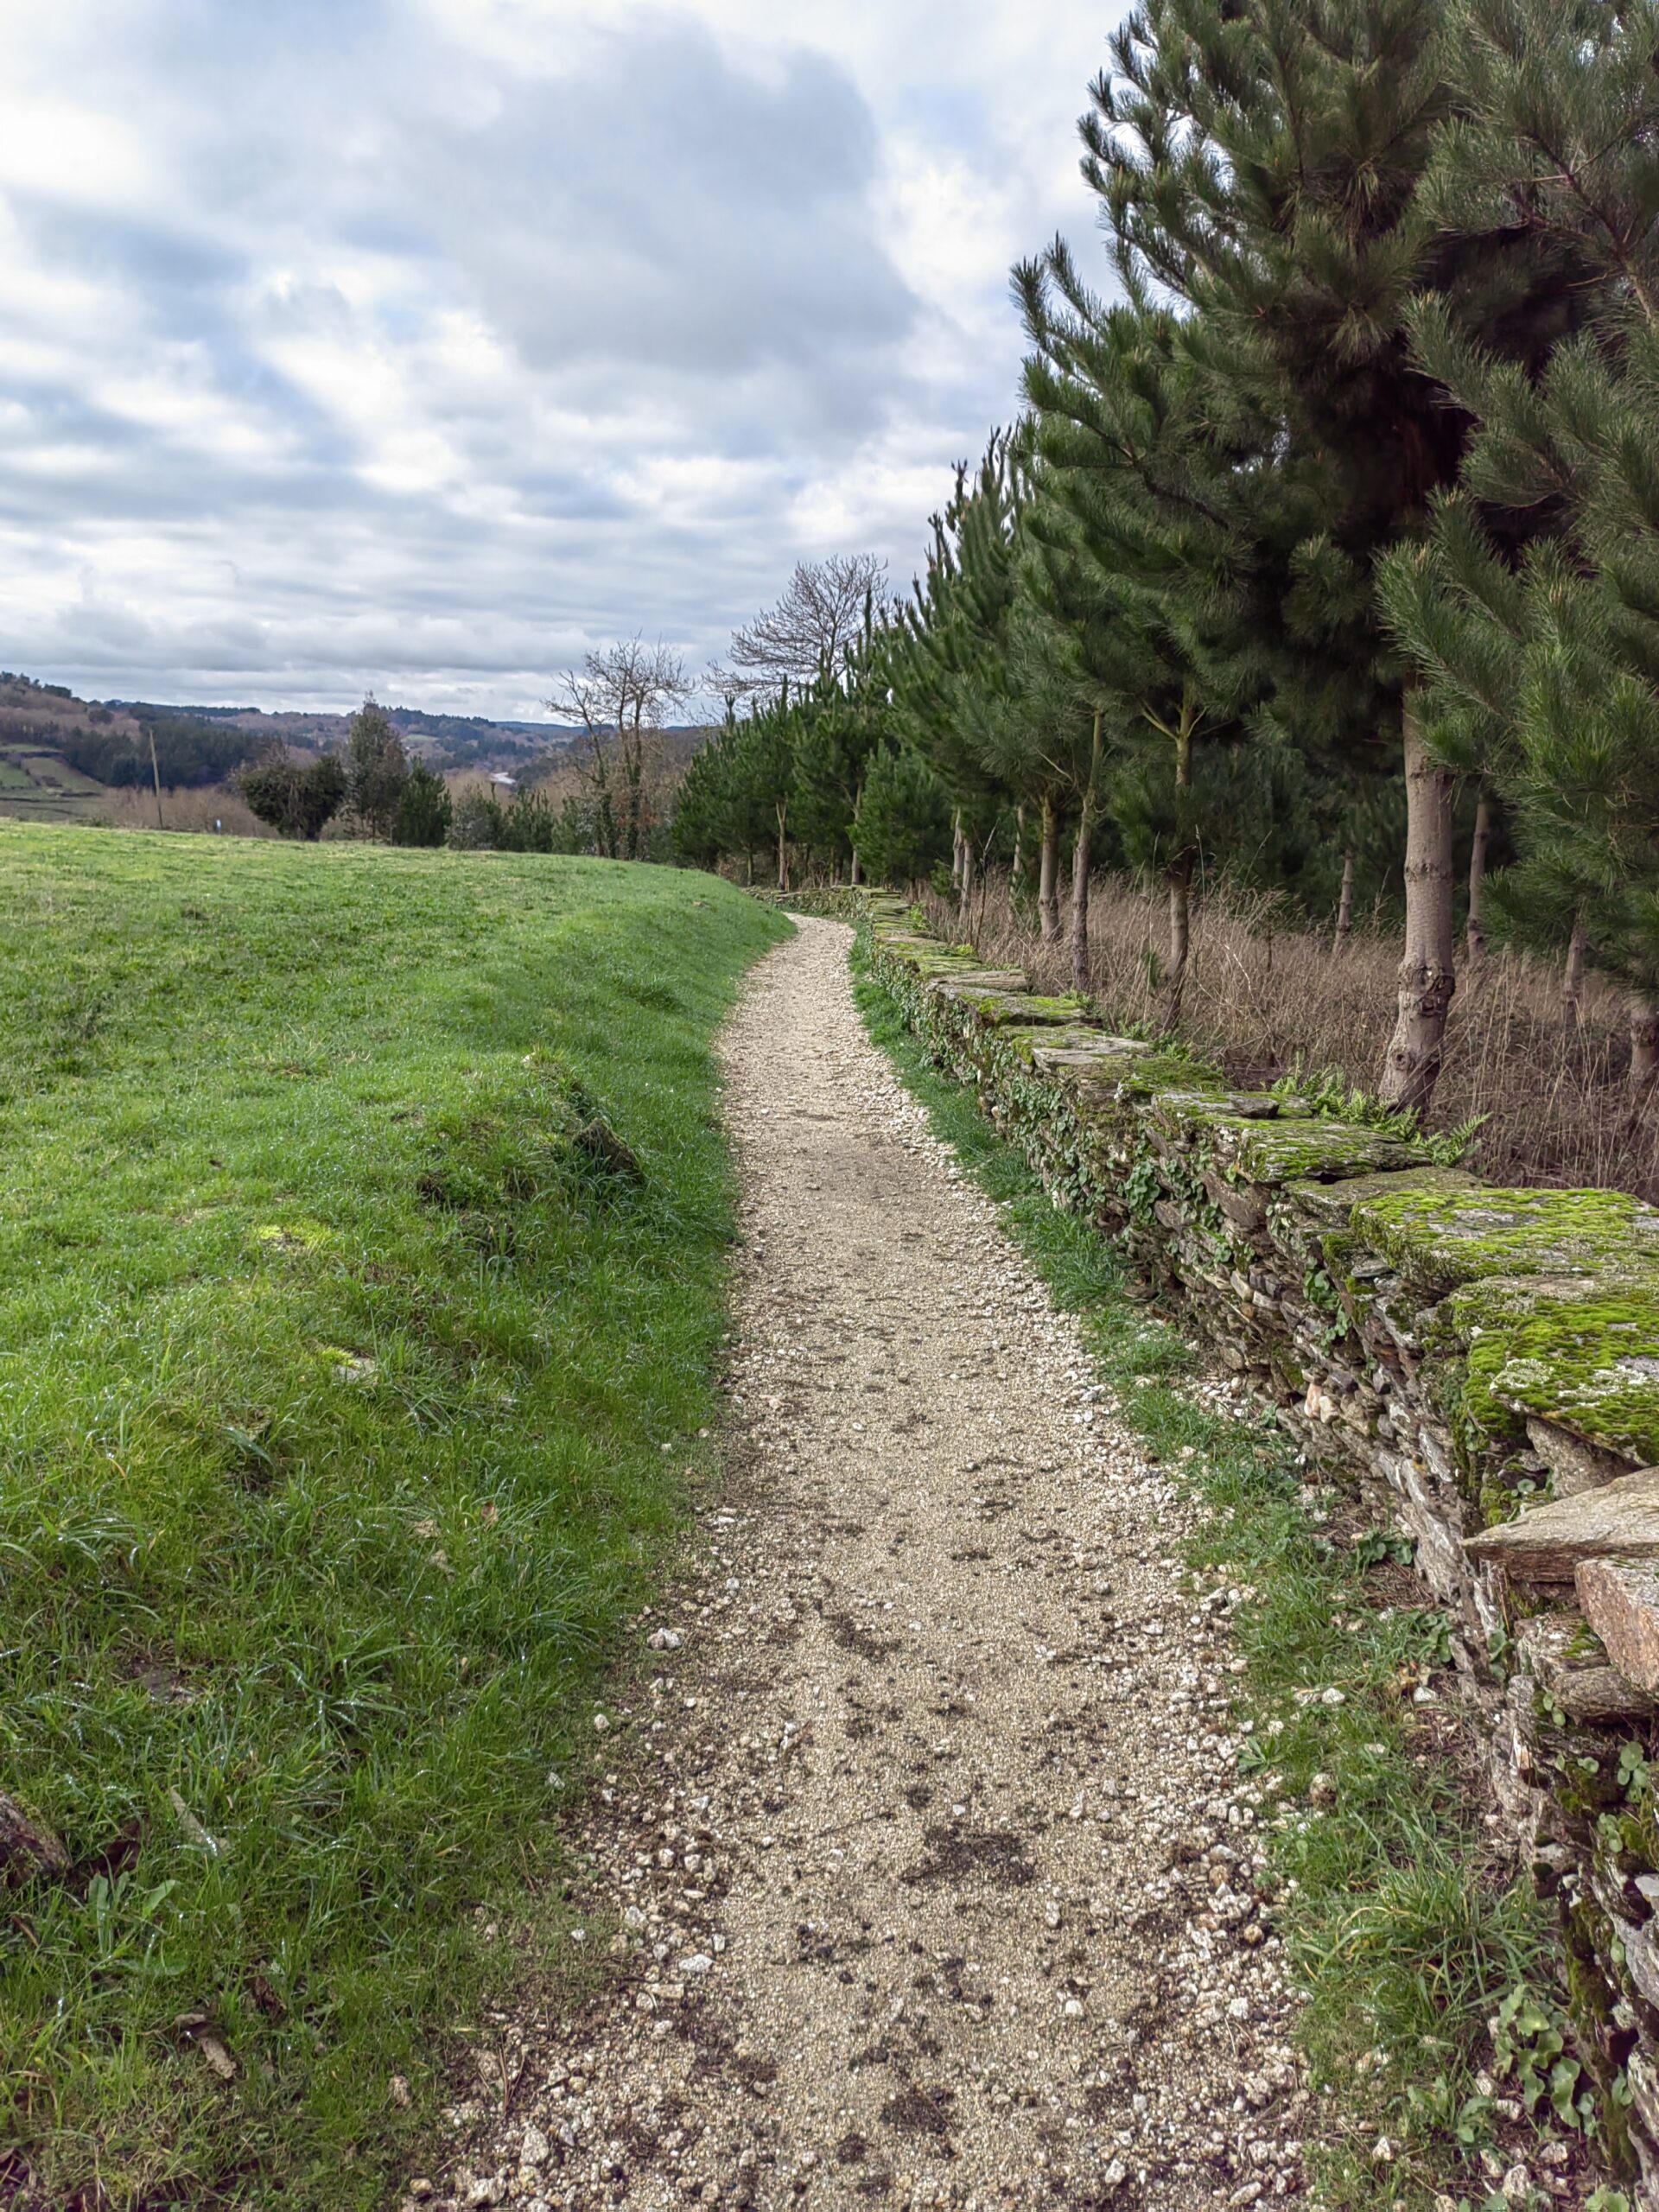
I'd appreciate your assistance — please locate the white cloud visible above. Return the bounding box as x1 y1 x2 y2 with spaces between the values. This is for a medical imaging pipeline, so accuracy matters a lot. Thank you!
0 0 1128 713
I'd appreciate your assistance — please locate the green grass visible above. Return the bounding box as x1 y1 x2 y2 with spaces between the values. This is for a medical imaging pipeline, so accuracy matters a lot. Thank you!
854 954 1573 2212
0 825 786 2208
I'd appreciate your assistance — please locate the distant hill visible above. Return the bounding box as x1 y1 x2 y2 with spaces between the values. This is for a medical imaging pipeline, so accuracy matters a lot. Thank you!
0 673 715 831
0 674 588 825
0 674 145 823
104 697 574 773
0 675 280 823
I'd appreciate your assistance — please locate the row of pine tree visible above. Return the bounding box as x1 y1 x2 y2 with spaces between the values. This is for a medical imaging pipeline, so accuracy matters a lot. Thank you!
673 0 1659 1118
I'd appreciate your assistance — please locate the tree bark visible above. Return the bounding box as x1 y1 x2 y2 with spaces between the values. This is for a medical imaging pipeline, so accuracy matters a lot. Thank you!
1038 796 1060 943
1166 855 1192 1029
1070 712 1104 998
958 828 976 927
776 801 788 893
1333 850 1355 950
1379 696 1457 1116
1071 804 1094 997
849 847 862 887
1466 789 1491 967
1631 994 1659 1099
1011 804 1025 901
1164 716 1194 1029
1564 912 1586 1021
951 812 964 889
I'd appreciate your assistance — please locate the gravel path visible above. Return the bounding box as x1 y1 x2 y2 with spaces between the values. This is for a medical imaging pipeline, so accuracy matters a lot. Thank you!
415 918 1308 2212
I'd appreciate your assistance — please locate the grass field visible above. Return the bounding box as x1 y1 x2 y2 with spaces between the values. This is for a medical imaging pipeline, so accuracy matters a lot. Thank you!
0 824 785 2207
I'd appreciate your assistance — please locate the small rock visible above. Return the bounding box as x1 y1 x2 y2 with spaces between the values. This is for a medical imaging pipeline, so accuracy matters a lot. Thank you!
389 2074 412 2107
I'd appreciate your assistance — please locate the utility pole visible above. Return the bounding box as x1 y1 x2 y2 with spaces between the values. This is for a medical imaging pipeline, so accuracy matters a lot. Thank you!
146 724 164 830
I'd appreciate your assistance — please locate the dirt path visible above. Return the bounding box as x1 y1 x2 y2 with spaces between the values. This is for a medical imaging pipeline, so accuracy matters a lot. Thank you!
417 918 1307 2212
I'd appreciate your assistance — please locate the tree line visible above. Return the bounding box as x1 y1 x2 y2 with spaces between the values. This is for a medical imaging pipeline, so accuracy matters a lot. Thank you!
672 0 1659 1117
55 715 270 791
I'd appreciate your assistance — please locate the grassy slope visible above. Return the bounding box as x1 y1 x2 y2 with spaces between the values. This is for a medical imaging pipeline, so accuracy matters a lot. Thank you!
852 955 1597 2212
0 826 785 2208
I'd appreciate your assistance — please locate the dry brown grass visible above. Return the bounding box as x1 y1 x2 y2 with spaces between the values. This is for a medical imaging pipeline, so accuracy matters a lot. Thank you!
94 785 277 837
926 871 1659 1203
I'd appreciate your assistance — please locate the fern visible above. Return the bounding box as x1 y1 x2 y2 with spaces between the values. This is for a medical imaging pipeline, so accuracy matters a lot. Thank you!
1271 1060 1488 1169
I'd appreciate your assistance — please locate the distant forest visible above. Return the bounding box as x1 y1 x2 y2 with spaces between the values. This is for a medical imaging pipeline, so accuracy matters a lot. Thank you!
54 715 270 791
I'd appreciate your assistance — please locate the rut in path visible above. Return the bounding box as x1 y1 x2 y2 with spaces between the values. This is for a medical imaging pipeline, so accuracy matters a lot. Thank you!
419 918 1306 2212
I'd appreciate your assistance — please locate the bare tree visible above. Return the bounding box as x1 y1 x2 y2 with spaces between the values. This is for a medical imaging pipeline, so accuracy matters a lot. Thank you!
547 639 693 860
709 554 888 702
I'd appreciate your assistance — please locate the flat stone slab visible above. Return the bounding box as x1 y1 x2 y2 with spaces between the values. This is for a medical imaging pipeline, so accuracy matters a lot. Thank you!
1348 1184 1659 1303
921 969 1030 995
1517 1611 1656 1722
1278 1166 1483 1231
1209 1118 1427 1187
1465 1466 1659 1582
931 986 1091 1028
1030 1034 1153 1073
1577 1557 1659 1695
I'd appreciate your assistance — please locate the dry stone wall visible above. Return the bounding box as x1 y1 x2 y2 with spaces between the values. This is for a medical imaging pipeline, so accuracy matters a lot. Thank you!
856 893 1659 2201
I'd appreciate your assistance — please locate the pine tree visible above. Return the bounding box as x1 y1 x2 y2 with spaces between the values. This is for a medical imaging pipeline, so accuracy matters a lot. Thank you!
1020 288 1300 1017
1381 0 1659 1091
344 698 410 841
1084 0 1586 1109
853 747 953 893
392 760 453 848
888 439 1028 923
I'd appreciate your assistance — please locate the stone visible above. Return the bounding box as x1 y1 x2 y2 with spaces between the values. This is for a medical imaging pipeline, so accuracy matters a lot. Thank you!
1528 1417 1637 1497
1576 1557 1659 1696
0 1791 70 1888
1463 1466 1659 1582
1516 1611 1656 1723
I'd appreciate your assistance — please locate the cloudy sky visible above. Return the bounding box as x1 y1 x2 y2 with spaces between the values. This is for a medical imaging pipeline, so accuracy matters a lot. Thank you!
0 1 1125 716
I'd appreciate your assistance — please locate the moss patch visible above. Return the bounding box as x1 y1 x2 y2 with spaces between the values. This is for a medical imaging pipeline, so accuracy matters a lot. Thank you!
1455 1281 1659 1465
1349 1184 1659 1303
1217 1118 1428 1188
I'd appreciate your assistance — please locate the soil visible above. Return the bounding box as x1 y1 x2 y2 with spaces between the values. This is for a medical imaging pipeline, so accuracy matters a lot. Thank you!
410 918 1306 2212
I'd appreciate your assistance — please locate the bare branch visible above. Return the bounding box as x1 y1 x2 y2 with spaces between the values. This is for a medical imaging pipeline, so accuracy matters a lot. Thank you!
709 554 889 702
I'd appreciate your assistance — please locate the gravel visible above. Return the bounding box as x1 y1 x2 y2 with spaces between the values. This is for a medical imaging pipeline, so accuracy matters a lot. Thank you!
409 918 1309 2211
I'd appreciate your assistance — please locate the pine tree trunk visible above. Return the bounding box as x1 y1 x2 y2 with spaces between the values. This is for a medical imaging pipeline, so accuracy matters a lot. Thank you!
1070 712 1104 998
1038 797 1060 943
1166 855 1192 1030
951 813 964 889
1630 994 1659 1099
1334 851 1355 950
1011 804 1025 901
1564 913 1586 1021
1070 804 1094 997
1164 720 1193 1029
1379 696 1457 1116
776 802 788 893
849 848 862 887
1466 791 1491 967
